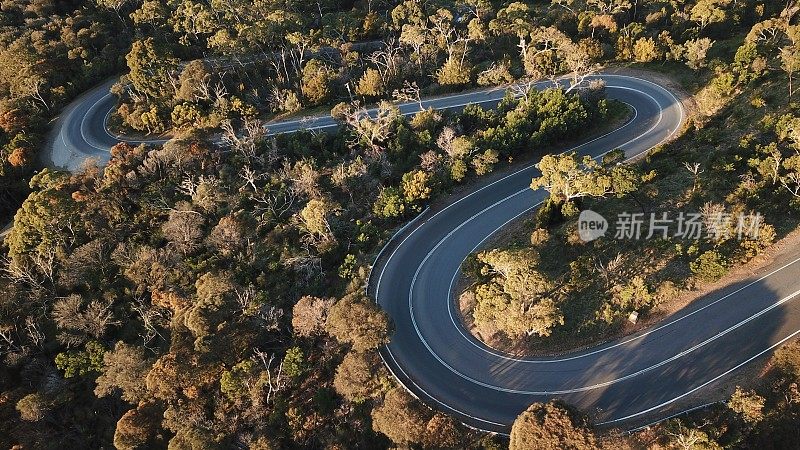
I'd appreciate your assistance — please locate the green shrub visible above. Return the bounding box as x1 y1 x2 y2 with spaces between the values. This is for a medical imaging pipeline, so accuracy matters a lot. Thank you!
773 339 800 380
338 254 357 279
55 341 105 378
450 159 468 182
472 149 499 175
373 187 405 218
283 347 306 378
220 360 255 401
690 250 728 282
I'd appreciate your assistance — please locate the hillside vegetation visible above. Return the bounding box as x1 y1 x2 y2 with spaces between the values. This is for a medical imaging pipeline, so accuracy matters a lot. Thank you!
2 1 800 449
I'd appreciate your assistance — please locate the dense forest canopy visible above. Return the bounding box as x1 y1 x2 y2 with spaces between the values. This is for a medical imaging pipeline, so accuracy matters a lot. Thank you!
2 0 800 449
0 0 781 217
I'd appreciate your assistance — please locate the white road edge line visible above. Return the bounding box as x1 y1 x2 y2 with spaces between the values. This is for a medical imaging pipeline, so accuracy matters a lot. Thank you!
399 79 800 394
598 325 800 425
367 74 798 428
621 402 721 433
407 84 668 376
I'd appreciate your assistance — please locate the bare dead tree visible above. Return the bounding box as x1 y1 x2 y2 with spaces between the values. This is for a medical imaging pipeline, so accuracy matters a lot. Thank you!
550 0 578 15
235 284 258 314
563 43 600 93
287 35 313 79
665 420 714 450
3 251 54 292
250 184 298 228
177 175 217 198
195 75 214 102
511 78 540 102
287 160 322 199
166 68 182 98
781 170 800 197
785 382 800 405
595 253 624 288
528 26 574 87
365 38 403 84
131 295 170 352
782 1 800 22
221 118 267 164
256 305 284 332
284 244 323 282
21 76 50 111
0 326 22 356
684 161 704 194
392 81 423 108
436 126 457 153
587 0 632 15
24 317 45 349
213 79 230 107
427 10 472 67
51 295 119 347
239 165 269 192
268 50 291 85
341 101 399 154
252 349 286 406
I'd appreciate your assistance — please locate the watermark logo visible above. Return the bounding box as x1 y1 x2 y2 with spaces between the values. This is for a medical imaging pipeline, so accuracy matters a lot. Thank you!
576 209 764 243
578 209 608 242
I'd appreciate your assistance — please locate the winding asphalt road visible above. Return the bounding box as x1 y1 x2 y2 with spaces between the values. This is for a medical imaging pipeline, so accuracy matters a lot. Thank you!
46 76 513 170
47 73 800 434
368 76 800 433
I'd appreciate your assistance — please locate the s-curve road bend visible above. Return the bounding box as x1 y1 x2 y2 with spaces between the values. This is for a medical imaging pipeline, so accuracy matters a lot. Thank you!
371 76 800 433
48 72 800 434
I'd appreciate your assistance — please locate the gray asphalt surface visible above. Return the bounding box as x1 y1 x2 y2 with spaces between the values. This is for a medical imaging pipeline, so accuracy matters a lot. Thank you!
45 73 800 434
370 76 800 433
46 78 167 171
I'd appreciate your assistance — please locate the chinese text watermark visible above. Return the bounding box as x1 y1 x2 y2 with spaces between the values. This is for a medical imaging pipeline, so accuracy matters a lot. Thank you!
578 210 763 243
